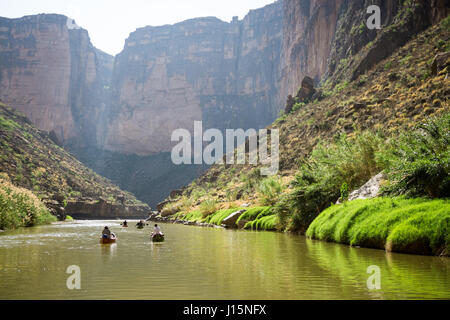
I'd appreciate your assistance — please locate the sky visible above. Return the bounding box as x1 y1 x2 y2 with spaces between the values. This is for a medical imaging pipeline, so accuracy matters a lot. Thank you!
0 0 276 55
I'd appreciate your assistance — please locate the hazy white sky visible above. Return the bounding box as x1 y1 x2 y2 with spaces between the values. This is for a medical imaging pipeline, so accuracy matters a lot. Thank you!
0 0 276 55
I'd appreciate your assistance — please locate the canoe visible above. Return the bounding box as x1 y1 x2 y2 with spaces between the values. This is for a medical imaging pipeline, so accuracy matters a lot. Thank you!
100 236 117 244
152 234 165 242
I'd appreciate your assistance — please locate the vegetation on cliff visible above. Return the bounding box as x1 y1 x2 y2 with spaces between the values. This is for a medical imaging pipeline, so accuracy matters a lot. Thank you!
0 173 56 230
0 103 149 219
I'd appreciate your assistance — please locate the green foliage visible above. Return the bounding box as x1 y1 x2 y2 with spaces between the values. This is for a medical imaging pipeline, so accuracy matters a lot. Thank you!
340 182 349 202
65 215 73 221
0 178 56 230
244 214 278 231
274 130 387 232
257 177 283 206
0 116 20 131
306 198 450 256
441 14 450 32
199 198 218 218
378 113 450 198
292 102 306 112
236 206 271 226
204 208 240 225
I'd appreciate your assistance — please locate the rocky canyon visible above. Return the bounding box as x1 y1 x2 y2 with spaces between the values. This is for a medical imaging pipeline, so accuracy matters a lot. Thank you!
0 0 448 207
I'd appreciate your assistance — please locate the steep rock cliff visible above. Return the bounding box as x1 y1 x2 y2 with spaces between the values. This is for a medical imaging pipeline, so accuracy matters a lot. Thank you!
0 14 113 147
281 0 450 97
102 2 283 155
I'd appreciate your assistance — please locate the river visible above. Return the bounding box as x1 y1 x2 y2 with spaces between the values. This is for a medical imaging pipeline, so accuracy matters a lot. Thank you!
0 220 448 300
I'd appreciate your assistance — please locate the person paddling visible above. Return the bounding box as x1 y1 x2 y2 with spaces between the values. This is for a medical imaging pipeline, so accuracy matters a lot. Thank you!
121 220 128 227
102 226 115 239
152 224 163 236
136 220 147 228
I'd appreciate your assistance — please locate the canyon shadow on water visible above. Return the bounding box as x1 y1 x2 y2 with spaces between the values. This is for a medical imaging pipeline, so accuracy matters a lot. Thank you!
0 220 449 300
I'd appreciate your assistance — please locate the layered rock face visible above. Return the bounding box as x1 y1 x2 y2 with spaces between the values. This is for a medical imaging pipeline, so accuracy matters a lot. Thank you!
281 0 450 97
0 14 113 147
101 2 283 155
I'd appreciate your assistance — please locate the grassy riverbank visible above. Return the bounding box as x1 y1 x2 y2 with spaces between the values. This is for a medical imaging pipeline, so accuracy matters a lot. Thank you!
306 198 450 256
174 206 278 231
0 174 56 230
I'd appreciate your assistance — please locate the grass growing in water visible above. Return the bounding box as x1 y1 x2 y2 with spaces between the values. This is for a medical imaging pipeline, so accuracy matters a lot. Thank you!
244 214 278 231
306 197 450 256
0 174 56 230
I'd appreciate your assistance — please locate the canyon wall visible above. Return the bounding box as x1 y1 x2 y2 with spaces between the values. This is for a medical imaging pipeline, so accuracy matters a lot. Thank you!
101 2 283 155
281 0 450 97
0 14 113 147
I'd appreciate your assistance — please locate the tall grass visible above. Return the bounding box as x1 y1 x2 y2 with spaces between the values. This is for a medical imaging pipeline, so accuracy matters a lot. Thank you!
257 177 284 206
0 174 56 230
274 130 387 232
378 113 450 198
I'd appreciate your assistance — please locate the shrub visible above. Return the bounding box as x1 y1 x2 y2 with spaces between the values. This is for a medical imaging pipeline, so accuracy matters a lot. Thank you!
378 113 450 198
0 175 56 230
199 198 219 218
257 177 283 206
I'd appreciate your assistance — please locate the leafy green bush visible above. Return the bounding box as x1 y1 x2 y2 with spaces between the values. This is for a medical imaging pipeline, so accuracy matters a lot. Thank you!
306 198 450 256
378 113 449 198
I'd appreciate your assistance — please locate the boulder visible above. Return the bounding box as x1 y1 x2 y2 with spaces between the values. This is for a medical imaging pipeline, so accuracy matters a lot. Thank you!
157 200 171 212
170 189 184 199
296 76 316 102
221 209 246 229
431 51 450 76
348 173 387 202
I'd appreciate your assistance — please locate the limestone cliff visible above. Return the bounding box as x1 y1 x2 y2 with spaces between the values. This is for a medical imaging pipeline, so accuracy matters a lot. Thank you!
0 14 113 148
101 2 283 155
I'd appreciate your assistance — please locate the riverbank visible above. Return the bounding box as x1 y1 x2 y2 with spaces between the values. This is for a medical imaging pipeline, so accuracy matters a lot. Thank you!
150 197 450 257
149 206 278 231
306 197 450 257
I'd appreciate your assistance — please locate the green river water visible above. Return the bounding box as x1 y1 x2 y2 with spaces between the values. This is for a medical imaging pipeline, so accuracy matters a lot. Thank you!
0 220 448 300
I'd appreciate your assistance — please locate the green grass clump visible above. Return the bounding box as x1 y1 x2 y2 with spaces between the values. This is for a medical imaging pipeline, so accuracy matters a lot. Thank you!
199 198 218 218
244 214 278 231
0 116 20 131
177 210 203 222
306 197 450 256
204 208 241 226
236 207 271 225
0 175 56 230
